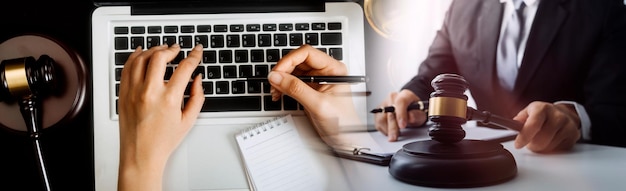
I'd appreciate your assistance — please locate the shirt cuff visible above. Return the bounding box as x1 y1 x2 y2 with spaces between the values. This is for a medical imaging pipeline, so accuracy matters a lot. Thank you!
554 101 591 141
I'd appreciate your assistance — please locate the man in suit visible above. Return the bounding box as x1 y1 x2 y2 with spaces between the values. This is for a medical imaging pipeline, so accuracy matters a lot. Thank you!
374 0 626 152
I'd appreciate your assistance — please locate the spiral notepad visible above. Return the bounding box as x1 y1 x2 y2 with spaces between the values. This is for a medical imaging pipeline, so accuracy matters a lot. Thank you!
235 114 323 191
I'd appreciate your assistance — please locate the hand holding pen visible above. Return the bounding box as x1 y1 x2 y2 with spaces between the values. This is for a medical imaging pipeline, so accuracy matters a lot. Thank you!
373 90 427 141
267 44 365 146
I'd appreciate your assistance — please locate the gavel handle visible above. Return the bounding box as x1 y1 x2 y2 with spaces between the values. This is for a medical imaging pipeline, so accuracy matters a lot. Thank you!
19 98 52 191
466 108 523 132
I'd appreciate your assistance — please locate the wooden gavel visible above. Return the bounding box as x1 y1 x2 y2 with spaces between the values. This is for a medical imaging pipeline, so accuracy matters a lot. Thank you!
426 73 522 143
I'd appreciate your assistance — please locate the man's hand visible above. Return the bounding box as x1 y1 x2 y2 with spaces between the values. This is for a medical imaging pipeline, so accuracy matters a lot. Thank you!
513 101 581 152
374 89 427 141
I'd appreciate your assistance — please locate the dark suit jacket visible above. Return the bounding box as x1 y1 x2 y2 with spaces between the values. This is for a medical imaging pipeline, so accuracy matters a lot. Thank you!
402 0 626 147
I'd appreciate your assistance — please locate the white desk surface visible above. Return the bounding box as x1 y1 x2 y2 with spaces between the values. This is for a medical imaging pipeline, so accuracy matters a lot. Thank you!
326 127 626 191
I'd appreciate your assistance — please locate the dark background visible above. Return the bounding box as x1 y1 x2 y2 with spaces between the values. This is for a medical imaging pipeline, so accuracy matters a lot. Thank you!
0 0 373 190
0 1 96 190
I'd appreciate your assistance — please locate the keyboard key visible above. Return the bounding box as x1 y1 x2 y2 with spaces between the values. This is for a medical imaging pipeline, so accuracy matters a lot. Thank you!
195 35 208 47
179 36 193 48
215 81 229 94
239 65 253 77
196 96 262 112
254 65 269 77
193 66 206 79
223 66 237 78
115 52 131 65
116 84 120 96
181 25 195 33
131 26 145 34
164 26 178 33
242 34 256 47
164 67 173 80
115 68 123 81
172 51 184 64
305 33 319 45
263 24 277 31
262 81 271 93
282 49 294 57
211 35 224 48
321 33 342 45
230 24 244 32
246 24 261 32
317 48 327 53
147 36 161 48
235 50 248 63
131 37 144 49
214 25 228 32
283 95 298 110
289 33 303 46
266 49 280 62
219 50 232 63
258 34 272 47
203 50 217 63
202 82 214 94
163 36 177 46
197 25 211 32
329 48 343 60
206 66 221 79
114 27 129 34
273 34 288 46
250 50 264 62
115 37 128 50
226 35 240 47
312 23 326 30
328 22 342 30
264 95 282 111
231 81 246 94
247 81 262 93
279 24 293 31
295 23 310 31
148 26 162 34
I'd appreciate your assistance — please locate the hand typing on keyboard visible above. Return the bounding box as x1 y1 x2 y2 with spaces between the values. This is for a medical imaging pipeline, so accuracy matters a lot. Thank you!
268 45 364 146
117 44 205 191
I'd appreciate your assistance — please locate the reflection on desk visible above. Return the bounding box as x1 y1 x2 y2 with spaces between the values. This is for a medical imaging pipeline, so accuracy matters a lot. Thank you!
332 126 626 191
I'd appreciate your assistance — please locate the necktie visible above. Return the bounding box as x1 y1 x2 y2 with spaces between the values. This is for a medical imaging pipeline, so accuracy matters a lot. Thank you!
497 0 526 91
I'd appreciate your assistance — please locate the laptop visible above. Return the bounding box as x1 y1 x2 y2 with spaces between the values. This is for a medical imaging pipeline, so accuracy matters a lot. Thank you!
91 0 366 190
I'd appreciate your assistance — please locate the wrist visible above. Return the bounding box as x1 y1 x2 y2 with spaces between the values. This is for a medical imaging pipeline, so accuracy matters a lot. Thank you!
554 101 591 141
118 157 165 191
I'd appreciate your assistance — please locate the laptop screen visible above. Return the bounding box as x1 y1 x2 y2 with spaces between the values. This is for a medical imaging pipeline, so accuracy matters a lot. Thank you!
93 0 324 6
93 0 325 14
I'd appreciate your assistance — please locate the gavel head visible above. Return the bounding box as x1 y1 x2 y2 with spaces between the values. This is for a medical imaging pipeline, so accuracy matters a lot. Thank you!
0 55 57 102
427 73 469 143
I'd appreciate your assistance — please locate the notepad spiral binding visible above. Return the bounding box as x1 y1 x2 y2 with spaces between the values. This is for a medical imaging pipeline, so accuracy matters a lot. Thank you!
239 115 289 141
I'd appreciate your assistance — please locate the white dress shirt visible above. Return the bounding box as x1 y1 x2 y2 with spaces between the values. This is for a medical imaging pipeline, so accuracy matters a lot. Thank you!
497 0 591 141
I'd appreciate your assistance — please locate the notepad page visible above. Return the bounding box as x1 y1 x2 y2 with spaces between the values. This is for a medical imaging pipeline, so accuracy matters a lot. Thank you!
235 115 323 191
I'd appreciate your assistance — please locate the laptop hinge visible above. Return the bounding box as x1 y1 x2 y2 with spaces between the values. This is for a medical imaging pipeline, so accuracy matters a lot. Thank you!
130 0 325 15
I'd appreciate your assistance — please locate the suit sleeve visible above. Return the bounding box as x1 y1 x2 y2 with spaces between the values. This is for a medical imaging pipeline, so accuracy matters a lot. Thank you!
584 1 626 147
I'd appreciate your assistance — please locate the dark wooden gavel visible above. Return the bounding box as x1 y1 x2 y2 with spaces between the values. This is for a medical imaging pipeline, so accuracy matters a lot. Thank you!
426 73 522 143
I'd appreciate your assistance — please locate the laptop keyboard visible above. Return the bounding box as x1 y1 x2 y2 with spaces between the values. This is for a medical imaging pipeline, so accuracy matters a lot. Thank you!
112 22 344 113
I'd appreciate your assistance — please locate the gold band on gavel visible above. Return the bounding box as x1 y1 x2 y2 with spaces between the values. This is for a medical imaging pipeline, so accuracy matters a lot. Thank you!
4 59 32 98
428 97 467 119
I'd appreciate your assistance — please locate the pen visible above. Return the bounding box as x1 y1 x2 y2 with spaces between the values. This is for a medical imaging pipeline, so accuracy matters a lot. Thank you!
238 75 367 84
370 100 429 113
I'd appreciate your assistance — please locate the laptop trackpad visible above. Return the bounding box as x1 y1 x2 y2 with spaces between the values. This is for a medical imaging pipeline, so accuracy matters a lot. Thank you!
186 124 249 190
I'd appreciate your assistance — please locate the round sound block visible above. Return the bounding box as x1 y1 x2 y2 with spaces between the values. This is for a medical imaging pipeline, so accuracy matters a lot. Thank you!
0 34 87 132
388 139 517 188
